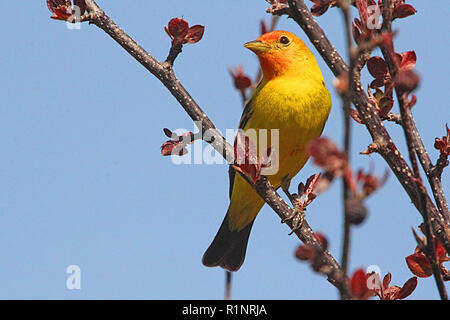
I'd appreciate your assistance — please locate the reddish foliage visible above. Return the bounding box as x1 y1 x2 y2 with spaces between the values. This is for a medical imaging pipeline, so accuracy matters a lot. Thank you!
295 232 328 261
232 132 273 184
406 227 450 278
406 252 432 277
295 244 314 261
350 269 416 300
356 167 389 198
184 25 205 44
352 0 378 44
309 0 339 17
260 20 268 35
160 128 194 157
395 69 420 93
47 0 72 20
293 173 321 211
229 66 252 96
165 18 204 45
352 48 419 124
372 272 417 300
434 125 450 158
47 0 86 20
398 51 417 70
307 137 348 177
350 269 374 300
367 56 388 85
308 138 387 205
393 3 417 20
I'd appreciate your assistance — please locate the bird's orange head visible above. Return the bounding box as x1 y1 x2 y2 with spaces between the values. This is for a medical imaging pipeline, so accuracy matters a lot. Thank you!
244 31 315 80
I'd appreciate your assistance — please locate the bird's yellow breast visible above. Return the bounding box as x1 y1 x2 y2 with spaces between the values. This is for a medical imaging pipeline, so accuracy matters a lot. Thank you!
243 75 331 184
227 75 331 231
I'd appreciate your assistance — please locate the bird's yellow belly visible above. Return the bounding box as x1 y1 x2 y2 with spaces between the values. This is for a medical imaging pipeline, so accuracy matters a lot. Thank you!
227 78 331 231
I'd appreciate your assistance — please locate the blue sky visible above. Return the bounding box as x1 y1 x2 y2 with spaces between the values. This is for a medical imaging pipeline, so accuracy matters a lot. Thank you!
0 1 448 299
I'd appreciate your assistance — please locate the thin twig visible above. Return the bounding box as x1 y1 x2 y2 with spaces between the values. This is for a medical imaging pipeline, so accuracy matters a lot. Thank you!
339 0 354 286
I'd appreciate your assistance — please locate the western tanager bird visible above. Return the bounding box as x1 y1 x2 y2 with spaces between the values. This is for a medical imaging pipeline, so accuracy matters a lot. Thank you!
202 31 331 271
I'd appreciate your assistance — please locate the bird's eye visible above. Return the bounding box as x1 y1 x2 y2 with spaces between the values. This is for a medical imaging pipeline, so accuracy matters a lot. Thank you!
279 36 290 45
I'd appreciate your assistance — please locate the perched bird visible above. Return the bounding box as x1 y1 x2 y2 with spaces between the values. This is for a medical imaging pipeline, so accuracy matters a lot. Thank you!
202 31 332 272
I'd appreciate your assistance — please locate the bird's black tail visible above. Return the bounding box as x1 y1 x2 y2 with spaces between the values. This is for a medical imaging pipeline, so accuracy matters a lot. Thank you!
202 214 254 272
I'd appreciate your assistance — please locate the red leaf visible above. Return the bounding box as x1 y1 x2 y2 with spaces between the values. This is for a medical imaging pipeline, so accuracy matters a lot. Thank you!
399 51 417 71
161 141 187 156
47 0 73 21
394 69 420 93
406 252 433 278
352 20 362 44
382 272 391 290
295 245 314 261
350 269 371 300
233 132 261 183
378 96 394 117
307 137 347 177
434 238 450 264
311 4 329 17
229 66 252 93
382 286 402 300
167 18 189 42
356 0 369 24
184 25 205 44
304 173 321 196
367 56 388 80
393 3 417 20
396 277 417 299
260 20 268 35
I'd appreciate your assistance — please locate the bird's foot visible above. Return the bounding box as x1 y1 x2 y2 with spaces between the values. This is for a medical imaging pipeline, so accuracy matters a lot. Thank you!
282 206 305 235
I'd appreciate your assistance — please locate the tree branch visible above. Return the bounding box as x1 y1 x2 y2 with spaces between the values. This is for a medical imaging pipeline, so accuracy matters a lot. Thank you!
285 0 450 256
379 0 447 299
339 0 354 286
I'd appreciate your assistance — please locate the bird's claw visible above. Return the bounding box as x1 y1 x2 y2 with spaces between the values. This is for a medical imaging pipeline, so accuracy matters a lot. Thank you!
281 207 305 235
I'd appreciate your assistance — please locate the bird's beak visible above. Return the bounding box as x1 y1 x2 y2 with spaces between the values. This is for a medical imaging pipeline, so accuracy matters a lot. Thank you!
244 41 271 54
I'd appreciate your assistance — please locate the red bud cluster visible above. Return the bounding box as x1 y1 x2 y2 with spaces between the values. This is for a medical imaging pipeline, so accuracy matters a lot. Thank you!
229 66 252 99
232 132 273 184
295 232 334 273
350 49 418 124
307 137 348 178
392 1 417 20
406 226 450 279
349 269 417 300
160 128 195 157
295 232 328 261
47 0 86 20
165 18 204 46
309 0 339 17
433 125 450 159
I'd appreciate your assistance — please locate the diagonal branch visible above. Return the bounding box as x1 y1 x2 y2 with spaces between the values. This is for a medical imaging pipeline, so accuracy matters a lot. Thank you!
78 0 352 298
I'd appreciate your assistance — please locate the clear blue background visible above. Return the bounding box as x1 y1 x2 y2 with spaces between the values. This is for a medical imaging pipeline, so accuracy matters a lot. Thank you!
0 1 448 299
